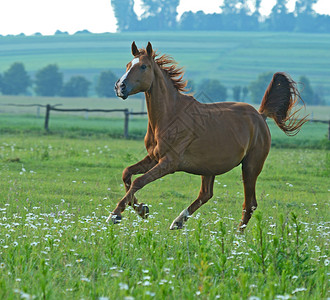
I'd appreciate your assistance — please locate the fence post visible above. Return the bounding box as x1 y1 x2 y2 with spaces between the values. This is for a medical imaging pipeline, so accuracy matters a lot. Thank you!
328 120 330 140
124 109 129 139
44 104 51 131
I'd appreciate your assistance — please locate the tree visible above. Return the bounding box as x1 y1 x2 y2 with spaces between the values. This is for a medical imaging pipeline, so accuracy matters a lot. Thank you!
242 86 249 101
220 0 258 31
1 62 31 95
95 70 117 98
267 0 295 31
221 0 240 14
295 0 317 15
61 76 90 97
299 75 314 105
141 0 180 30
111 0 138 31
179 11 220 31
294 0 318 32
232 86 242 101
249 72 273 103
0 73 3 92
35 64 63 96
254 0 262 17
197 79 227 102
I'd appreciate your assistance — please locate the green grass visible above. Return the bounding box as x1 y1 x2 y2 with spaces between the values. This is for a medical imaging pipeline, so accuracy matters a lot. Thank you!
0 31 330 103
0 95 329 120
0 107 329 149
0 131 329 299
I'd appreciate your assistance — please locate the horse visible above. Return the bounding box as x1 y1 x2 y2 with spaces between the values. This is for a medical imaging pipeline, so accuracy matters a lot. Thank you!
106 41 307 231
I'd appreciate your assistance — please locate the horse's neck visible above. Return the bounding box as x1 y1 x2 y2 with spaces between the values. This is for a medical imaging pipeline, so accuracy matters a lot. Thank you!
145 68 179 130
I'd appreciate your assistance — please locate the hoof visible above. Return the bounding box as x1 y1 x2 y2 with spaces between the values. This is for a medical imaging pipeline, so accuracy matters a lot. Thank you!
106 213 122 224
139 204 149 219
238 222 247 233
170 208 189 230
170 220 184 230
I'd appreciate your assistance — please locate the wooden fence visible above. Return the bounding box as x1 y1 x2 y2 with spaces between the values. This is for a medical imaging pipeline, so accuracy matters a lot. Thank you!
1 103 147 138
44 104 147 138
1 103 329 140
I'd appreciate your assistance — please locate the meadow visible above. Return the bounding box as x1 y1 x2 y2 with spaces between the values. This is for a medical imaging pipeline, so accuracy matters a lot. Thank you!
1 30 330 297
1 31 330 103
0 95 329 149
0 124 329 299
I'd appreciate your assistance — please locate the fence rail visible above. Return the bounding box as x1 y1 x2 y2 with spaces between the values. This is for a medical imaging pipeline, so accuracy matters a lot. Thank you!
44 104 148 138
0 103 329 139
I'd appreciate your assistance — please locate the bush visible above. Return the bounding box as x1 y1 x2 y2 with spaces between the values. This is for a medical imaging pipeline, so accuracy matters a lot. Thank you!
35 64 63 96
1 62 31 95
197 79 227 102
61 76 91 97
96 70 117 98
249 72 273 103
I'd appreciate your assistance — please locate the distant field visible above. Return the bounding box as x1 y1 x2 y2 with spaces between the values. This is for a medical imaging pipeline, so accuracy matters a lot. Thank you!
0 31 330 103
0 95 145 118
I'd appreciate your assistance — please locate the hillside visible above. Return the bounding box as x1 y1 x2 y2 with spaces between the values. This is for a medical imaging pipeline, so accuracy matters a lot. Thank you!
0 31 329 103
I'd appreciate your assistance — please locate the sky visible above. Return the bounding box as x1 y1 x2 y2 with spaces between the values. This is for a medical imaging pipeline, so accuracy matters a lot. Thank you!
0 0 329 36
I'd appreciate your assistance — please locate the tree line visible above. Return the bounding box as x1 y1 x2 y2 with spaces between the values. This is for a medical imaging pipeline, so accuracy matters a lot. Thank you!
112 0 330 33
0 63 118 98
0 62 322 105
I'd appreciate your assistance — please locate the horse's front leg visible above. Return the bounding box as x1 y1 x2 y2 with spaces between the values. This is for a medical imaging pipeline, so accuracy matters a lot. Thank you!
122 155 157 218
107 157 177 224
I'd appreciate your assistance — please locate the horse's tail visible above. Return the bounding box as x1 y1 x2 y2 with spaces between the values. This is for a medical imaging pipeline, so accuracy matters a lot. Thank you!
258 72 308 136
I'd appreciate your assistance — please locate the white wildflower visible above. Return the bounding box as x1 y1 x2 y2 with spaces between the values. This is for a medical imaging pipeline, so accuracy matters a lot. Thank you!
292 287 307 294
119 283 129 290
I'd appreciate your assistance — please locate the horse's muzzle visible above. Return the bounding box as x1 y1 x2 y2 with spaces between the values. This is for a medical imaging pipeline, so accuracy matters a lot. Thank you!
115 79 129 100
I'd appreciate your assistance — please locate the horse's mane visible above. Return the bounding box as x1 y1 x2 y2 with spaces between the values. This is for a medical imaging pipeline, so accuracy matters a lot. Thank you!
139 49 188 92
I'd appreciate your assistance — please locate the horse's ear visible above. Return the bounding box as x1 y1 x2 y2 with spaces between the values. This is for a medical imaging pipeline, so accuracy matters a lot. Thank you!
146 42 153 57
131 41 139 57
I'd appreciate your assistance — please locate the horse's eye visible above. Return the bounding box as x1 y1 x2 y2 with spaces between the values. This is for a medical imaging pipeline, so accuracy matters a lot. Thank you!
141 64 147 70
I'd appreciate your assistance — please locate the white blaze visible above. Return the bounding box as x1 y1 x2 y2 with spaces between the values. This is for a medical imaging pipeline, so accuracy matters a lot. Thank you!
118 57 140 86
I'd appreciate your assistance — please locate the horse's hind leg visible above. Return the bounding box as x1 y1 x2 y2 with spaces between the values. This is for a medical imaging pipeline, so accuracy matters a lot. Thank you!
122 155 157 218
239 151 267 232
170 175 215 230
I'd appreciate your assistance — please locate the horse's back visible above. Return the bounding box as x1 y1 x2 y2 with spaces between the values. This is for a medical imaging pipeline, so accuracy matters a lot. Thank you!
193 101 270 146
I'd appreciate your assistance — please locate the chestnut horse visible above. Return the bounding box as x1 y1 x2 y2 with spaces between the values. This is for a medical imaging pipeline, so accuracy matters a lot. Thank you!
107 42 307 231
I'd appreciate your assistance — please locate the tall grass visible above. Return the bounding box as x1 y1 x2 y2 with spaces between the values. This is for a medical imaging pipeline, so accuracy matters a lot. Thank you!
0 133 328 299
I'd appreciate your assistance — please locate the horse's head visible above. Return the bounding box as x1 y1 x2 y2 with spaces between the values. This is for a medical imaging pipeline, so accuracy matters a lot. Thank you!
115 41 155 100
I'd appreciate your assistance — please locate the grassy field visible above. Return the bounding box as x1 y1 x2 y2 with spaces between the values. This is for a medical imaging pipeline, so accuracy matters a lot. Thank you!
0 31 329 299
0 95 329 150
0 132 329 299
0 95 329 120
0 113 328 149
0 31 330 103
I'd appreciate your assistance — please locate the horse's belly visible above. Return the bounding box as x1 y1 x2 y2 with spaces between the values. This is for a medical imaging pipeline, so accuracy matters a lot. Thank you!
178 147 245 176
